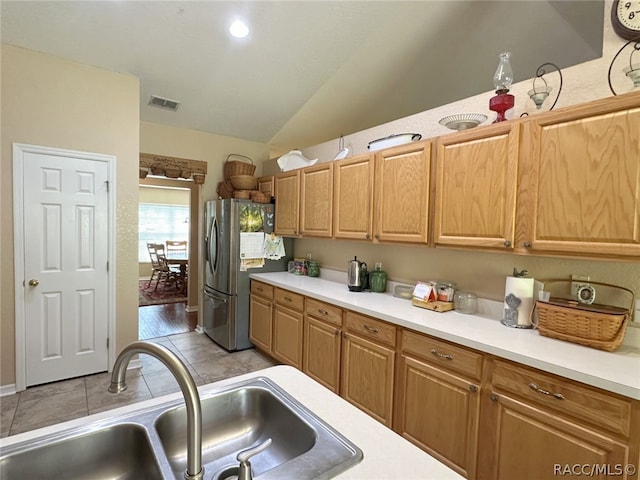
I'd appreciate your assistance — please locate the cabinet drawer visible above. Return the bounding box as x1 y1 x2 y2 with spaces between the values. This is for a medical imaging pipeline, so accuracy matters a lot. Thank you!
305 298 343 327
344 311 396 347
401 330 483 380
492 359 632 437
251 281 273 300
274 288 304 312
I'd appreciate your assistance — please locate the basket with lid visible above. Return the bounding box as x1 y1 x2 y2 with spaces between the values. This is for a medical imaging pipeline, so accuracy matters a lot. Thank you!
224 154 256 180
532 279 633 352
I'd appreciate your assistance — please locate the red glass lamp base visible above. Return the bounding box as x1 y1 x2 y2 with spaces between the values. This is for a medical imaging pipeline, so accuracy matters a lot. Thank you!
489 92 515 123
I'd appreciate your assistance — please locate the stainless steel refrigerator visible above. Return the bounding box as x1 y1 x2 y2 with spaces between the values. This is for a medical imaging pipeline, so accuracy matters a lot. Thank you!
203 199 291 351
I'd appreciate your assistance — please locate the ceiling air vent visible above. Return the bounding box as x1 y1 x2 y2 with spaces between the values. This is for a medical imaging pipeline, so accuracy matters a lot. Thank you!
148 95 180 111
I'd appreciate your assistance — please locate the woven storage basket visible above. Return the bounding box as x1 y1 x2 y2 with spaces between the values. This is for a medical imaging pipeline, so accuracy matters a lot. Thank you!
217 181 234 199
230 175 258 190
224 154 256 180
532 279 633 352
232 189 251 199
250 190 271 204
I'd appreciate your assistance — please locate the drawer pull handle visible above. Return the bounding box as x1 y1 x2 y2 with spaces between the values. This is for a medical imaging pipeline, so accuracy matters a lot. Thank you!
318 309 329 316
430 349 453 360
363 325 379 334
528 382 565 400
284 296 292 302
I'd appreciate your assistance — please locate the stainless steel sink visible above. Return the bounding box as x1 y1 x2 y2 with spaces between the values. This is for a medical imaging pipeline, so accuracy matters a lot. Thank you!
0 377 362 480
0 423 163 479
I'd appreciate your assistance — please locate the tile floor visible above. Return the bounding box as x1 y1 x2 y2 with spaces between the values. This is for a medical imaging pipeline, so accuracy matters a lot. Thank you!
0 331 277 438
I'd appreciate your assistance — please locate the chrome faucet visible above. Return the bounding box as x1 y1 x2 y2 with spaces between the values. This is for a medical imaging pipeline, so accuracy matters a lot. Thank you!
108 341 204 480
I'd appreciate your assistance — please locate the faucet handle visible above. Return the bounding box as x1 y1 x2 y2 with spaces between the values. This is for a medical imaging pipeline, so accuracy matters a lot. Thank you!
237 438 272 480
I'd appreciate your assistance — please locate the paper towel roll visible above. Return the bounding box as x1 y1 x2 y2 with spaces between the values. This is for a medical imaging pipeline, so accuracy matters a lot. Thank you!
503 276 535 327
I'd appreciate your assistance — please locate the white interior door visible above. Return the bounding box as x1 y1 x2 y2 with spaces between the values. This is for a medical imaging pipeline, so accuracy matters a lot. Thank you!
14 144 112 388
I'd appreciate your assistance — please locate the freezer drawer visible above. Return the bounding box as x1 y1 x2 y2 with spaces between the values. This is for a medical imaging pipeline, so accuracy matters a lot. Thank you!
203 288 237 351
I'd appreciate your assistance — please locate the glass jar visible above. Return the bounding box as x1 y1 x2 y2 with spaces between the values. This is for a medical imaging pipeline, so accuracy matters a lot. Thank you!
436 281 457 302
307 260 320 277
454 291 478 314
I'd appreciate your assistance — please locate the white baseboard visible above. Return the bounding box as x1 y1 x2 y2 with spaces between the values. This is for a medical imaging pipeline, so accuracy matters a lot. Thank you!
195 325 204 334
185 304 198 313
0 383 17 397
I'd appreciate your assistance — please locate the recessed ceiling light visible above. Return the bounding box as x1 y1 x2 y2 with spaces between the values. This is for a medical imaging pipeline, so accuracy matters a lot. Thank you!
229 19 249 38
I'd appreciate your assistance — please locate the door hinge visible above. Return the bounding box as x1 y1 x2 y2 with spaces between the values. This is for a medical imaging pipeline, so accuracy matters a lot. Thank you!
104 180 110 192
107 337 110 349
106 261 109 272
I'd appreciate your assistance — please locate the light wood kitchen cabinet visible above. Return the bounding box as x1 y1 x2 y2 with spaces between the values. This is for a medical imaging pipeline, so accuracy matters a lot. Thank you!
249 281 274 352
434 122 520 250
333 153 374 240
396 330 483 479
478 359 634 480
300 163 333 237
517 92 640 257
257 175 274 195
341 311 396 428
373 141 432 243
271 288 304 369
274 170 300 236
303 298 343 393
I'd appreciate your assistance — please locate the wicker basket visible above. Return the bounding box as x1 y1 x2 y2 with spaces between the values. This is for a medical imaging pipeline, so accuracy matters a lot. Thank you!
532 279 633 352
224 154 256 180
250 190 271 204
232 189 251 199
217 181 234 199
230 175 258 190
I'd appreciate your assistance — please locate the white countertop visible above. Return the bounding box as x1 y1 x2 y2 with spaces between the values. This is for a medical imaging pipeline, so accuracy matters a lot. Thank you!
250 271 640 400
0 366 462 480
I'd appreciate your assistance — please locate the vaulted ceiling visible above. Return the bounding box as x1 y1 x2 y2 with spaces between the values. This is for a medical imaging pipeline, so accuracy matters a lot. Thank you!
1 1 604 151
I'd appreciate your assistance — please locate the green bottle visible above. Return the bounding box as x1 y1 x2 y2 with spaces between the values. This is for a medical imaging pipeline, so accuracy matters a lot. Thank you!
369 266 387 293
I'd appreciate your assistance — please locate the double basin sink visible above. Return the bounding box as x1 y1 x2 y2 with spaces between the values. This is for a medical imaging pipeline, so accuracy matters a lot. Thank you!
0 377 363 479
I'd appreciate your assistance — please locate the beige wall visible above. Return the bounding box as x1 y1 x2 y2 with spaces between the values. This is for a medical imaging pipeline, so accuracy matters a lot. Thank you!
1 45 140 386
294 238 637 304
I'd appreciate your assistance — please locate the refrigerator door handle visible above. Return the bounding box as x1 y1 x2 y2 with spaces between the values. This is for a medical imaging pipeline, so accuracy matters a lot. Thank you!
212 217 219 273
204 288 229 303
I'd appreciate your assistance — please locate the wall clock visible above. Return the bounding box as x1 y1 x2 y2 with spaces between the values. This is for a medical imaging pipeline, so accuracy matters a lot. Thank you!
612 0 640 40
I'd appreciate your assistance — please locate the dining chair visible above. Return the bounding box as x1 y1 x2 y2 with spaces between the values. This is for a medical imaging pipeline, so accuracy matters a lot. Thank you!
165 240 188 292
165 240 187 258
147 243 177 291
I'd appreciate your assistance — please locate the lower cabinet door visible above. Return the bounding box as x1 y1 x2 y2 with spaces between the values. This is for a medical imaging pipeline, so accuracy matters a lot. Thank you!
341 332 395 427
396 355 480 479
272 305 303 369
480 392 630 480
249 294 271 352
303 316 341 393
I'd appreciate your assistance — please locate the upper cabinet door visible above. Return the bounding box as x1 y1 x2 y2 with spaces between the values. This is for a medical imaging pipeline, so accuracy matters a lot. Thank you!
333 154 374 240
434 122 520 250
519 94 640 257
274 170 300 236
373 142 432 243
300 163 334 237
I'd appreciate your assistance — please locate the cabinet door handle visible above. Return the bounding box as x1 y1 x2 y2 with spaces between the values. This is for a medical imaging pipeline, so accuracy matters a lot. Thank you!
374 233 379 239
523 241 532 248
469 384 478 393
363 325 379 334
365 233 370 239
503 240 512 248
334 329 340 336
529 382 565 400
490 393 499 401
430 348 453 360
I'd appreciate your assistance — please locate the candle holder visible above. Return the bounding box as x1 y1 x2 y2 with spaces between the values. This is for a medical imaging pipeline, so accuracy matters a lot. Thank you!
528 63 563 110
608 40 640 95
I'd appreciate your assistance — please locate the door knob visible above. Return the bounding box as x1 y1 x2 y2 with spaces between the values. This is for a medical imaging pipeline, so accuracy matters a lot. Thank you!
28 279 40 287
